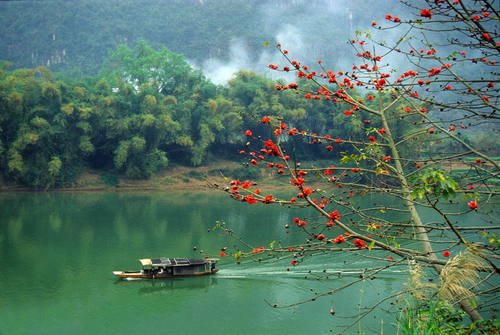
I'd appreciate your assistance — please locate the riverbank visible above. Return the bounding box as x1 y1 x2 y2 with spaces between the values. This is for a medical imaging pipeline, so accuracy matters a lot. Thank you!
0 160 287 193
2 158 497 193
0 161 241 192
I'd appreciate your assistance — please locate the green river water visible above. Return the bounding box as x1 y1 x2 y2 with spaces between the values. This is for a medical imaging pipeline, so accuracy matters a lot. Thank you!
0 192 407 335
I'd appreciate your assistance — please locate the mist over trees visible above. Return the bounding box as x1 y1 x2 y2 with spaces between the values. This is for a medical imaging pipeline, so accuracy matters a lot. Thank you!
0 0 402 78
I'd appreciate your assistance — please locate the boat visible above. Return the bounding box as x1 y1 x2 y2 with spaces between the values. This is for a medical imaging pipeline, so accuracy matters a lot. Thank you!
113 257 218 280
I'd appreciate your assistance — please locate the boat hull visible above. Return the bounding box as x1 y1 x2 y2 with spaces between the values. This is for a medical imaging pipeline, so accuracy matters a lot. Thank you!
113 269 218 280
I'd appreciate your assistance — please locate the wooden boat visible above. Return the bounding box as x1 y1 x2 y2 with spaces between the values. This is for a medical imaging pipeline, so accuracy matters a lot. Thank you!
113 257 218 280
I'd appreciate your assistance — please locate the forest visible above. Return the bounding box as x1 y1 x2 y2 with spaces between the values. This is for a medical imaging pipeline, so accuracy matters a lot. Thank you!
0 0 400 188
1 0 496 188
1 39 495 188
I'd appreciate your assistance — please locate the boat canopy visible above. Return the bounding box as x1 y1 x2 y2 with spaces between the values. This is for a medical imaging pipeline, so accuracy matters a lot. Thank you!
139 258 209 267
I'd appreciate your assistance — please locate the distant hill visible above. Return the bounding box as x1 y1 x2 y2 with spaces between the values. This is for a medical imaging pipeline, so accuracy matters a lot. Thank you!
0 0 399 77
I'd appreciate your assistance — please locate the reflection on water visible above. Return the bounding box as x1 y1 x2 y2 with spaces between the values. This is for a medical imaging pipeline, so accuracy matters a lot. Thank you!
0 192 407 335
114 276 219 295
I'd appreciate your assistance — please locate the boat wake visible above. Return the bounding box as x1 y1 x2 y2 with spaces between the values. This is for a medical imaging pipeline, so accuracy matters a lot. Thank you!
215 266 407 279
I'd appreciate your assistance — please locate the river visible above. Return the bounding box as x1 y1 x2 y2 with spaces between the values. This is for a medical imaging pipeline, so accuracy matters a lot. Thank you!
0 191 407 334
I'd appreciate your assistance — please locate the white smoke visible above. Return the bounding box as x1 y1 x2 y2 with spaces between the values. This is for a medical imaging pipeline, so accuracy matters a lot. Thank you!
200 25 312 85
199 0 412 86
200 39 253 85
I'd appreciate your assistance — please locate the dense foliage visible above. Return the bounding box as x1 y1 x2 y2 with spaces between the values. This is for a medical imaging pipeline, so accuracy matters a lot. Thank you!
1 36 496 189
0 41 355 188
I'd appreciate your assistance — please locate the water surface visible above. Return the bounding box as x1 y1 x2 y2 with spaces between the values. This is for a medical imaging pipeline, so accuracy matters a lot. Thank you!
0 192 404 334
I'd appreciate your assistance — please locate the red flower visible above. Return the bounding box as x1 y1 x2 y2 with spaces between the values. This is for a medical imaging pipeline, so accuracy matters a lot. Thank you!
292 177 304 186
428 67 441 76
262 195 274 204
378 128 386 135
303 187 313 196
353 239 366 249
293 217 307 227
442 250 451 257
368 135 377 143
482 32 491 42
371 21 377 26
332 234 346 244
420 8 432 19
329 210 341 221
316 233 325 241
290 260 298 266
245 130 253 137
261 116 271 124
252 246 265 254
467 200 478 210
219 251 226 257
244 195 257 204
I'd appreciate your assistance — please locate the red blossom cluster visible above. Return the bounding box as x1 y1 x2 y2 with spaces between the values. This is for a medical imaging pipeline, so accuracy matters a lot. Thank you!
420 8 432 19
332 234 346 244
329 210 341 221
353 238 367 249
293 217 307 227
385 14 401 23
396 69 418 83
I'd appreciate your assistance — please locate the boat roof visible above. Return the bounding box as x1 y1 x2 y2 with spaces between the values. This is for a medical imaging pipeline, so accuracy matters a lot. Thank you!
139 258 209 267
